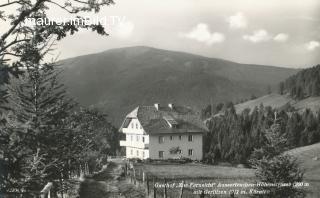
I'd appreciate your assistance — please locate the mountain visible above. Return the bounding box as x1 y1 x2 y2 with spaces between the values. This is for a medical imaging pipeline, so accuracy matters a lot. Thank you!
61 46 298 125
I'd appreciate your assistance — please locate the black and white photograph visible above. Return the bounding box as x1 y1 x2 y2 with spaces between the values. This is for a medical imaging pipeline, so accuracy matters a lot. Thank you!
0 0 320 197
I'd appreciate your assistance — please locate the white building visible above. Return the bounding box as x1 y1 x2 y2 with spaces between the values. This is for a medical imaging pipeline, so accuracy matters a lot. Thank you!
119 103 207 160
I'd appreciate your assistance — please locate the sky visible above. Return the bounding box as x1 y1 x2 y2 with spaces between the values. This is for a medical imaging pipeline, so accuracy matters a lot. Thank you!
2 0 320 68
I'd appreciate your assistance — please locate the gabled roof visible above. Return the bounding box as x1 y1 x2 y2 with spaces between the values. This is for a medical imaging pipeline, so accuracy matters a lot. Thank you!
122 118 132 128
119 105 208 134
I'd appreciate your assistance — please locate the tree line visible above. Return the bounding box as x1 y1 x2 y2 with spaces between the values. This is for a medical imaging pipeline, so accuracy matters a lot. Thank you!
279 64 320 99
203 102 320 164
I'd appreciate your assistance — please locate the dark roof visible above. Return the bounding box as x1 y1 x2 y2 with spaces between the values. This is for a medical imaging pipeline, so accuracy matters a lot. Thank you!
122 118 132 128
120 105 208 134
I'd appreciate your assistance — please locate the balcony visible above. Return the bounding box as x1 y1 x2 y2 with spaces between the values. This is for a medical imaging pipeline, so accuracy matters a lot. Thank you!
119 140 149 149
120 140 127 147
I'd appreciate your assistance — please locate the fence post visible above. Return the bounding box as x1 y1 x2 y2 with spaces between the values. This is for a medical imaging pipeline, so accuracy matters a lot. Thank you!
179 180 184 198
60 173 64 198
124 163 127 176
140 169 142 180
138 169 141 186
147 175 150 195
164 178 167 198
86 162 89 174
153 177 156 198
133 168 136 185
200 189 205 198
143 172 145 183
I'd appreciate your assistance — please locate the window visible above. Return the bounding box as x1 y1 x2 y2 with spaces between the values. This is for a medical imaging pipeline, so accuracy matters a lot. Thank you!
131 123 134 128
136 123 138 129
130 149 133 155
159 151 164 159
136 150 139 156
142 137 145 143
142 151 145 158
131 135 133 141
170 136 173 140
188 149 193 156
159 136 164 144
188 135 193 142
179 135 182 140
136 135 139 141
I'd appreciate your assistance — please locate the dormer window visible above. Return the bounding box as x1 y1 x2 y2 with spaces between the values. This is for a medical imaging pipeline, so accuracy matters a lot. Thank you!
136 123 138 129
164 116 178 128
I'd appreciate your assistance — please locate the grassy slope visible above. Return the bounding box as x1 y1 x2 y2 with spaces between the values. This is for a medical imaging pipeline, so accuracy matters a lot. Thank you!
235 93 320 114
235 93 293 113
140 163 254 179
295 97 320 113
137 144 320 197
286 143 320 198
136 163 254 197
286 143 320 181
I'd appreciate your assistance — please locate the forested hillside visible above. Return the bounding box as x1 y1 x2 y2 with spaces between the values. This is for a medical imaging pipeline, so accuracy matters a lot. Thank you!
203 65 320 164
280 64 320 99
204 103 320 164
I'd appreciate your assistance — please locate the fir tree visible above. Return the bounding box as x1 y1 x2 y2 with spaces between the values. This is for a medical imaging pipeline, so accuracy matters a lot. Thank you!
2 63 74 193
250 113 305 198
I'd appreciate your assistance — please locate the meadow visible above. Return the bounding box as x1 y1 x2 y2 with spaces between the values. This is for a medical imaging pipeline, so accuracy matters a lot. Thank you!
131 145 320 198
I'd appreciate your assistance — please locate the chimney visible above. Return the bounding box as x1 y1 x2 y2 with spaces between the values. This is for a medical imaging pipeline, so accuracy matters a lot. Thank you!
168 103 174 109
154 103 159 110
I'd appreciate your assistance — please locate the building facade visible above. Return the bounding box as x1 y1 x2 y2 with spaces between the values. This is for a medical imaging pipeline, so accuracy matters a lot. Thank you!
119 104 207 160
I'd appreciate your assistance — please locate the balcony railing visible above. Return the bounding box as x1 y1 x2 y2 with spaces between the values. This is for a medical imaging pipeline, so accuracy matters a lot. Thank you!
120 140 149 149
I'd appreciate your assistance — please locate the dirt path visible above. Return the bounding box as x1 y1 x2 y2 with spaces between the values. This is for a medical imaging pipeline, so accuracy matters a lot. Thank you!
79 162 146 198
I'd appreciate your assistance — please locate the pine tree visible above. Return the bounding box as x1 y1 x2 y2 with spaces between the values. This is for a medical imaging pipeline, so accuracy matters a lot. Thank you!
250 114 305 198
2 63 74 193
